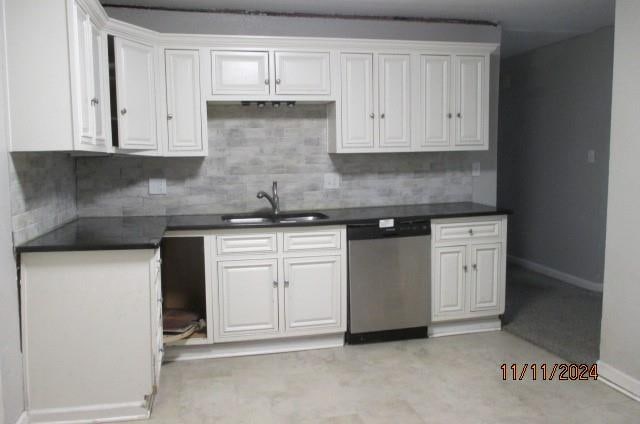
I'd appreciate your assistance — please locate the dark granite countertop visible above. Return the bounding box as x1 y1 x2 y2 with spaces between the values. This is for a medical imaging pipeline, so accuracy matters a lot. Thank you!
16 202 511 253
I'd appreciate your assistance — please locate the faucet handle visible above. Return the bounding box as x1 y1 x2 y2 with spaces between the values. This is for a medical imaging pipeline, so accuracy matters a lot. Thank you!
272 181 278 197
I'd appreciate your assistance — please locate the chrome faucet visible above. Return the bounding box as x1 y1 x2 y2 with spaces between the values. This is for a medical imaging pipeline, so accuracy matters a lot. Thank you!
257 181 280 215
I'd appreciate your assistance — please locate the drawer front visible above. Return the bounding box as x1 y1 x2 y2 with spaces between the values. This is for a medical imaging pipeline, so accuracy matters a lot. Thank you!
217 233 278 255
435 220 500 242
283 230 341 252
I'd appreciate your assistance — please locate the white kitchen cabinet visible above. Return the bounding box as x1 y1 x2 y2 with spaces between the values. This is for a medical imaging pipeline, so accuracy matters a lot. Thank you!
378 54 411 148
469 243 501 312
431 217 507 323
211 227 347 344
20 249 162 423
284 256 342 332
5 0 111 152
433 245 467 319
211 51 270 95
165 49 204 154
455 55 486 147
114 38 158 150
340 53 375 149
274 51 331 95
217 259 280 338
419 55 452 148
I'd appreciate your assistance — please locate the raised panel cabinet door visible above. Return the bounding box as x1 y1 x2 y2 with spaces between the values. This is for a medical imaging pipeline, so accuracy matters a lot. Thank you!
217 259 279 337
455 55 485 146
211 51 270 95
469 243 501 313
165 49 203 152
283 256 341 332
90 23 109 147
420 55 452 148
72 1 93 145
115 38 157 150
340 53 375 149
378 54 411 148
433 245 467 320
274 51 330 95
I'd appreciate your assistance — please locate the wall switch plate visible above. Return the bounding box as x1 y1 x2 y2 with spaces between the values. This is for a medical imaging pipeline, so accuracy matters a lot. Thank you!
472 162 481 177
148 178 167 195
588 150 596 163
324 173 341 190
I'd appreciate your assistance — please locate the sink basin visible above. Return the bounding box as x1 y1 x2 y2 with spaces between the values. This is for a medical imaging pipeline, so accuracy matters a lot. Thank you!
222 212 329 224
276 212 329 222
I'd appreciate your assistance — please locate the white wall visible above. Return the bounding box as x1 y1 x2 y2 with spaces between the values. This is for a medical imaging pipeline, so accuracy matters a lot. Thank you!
0 1 25 422
599 0 640 399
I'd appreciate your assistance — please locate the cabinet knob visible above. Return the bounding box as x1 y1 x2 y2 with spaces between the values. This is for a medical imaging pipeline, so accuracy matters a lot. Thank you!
463 265 468 273
468 229 474 236
167 113 173 120
264 79 270 85
284 280 290 287
276 78 281 85
380 113 385 119
120 108 127 115
273 280 279 287
91 98 99 106
369 113 375 119
457 113 462 118
472 264 477 271
447 113 452 119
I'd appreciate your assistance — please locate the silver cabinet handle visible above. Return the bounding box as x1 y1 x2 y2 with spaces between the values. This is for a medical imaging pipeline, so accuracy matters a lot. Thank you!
284 280 290 287
120 108 127 115
380 113 385 119
463 265 468 273
369 113 375 119
447 113 452 119
273 280 279 287
468 229 474 236
91 98 99 106
275 78 281 85
457 113 462 118
264 79 270 85
167 114 173 120
472 264 477 271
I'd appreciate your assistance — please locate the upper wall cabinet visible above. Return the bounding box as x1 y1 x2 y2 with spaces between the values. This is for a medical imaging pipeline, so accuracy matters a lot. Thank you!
5 0 111 152
164 49 206 155
210 50 332 98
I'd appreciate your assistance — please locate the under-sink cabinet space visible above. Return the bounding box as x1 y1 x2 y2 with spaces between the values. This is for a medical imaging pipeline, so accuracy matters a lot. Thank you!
161 236 212 345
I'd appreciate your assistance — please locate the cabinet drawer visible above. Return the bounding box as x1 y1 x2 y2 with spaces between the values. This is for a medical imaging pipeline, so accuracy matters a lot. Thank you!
216 233 278 255
283 229 341 252
434 220 500 242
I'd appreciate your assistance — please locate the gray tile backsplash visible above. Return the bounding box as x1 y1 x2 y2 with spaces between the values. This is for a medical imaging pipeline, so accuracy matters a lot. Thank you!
76 104 475 217
9 153 77 244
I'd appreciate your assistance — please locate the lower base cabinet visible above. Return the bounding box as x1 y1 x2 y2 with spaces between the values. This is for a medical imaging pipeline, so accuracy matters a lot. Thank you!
431 216 507 323
20 249 162 423
212 227 347 343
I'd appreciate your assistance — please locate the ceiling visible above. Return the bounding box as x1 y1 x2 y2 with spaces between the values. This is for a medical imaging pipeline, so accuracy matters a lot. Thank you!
101 0 615 57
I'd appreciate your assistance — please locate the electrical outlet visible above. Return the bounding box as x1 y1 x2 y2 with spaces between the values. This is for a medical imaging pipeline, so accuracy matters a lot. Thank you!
472 162 481 177
324 173 341 190
148 178 167 195
587 150 596 163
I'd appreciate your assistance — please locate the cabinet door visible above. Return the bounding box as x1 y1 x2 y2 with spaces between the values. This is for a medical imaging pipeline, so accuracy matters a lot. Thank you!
73 2 93 145
455 55 485 147
283 256 341 332
90 23 109 147
211 51 269 95
340 53 375 149
469 243 501 313
217 259 279 338
165 49 203 153
114 38 157 150
274 51 330 95
433 246 467 320
420 55 452 148
378 54 411 148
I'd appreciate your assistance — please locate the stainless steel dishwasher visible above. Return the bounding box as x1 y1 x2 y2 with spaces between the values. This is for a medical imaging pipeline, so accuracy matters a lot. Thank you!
346 219 431 344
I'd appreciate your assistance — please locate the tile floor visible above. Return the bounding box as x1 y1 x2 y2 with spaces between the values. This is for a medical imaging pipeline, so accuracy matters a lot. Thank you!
143 332 640 423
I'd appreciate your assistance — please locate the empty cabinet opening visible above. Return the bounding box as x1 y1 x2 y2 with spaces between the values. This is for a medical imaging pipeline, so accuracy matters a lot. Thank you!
161 237 208 344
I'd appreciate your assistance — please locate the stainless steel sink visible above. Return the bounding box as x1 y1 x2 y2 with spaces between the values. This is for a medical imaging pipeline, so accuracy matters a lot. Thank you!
276 212 329 222
222 212 328 224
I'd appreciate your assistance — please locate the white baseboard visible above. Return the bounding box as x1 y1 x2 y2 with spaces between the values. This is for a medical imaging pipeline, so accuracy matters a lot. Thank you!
165 333 345 362
26 402 149 424
597 360 640 403
508 255 603 292
15 411 28 424
428 318 501 338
